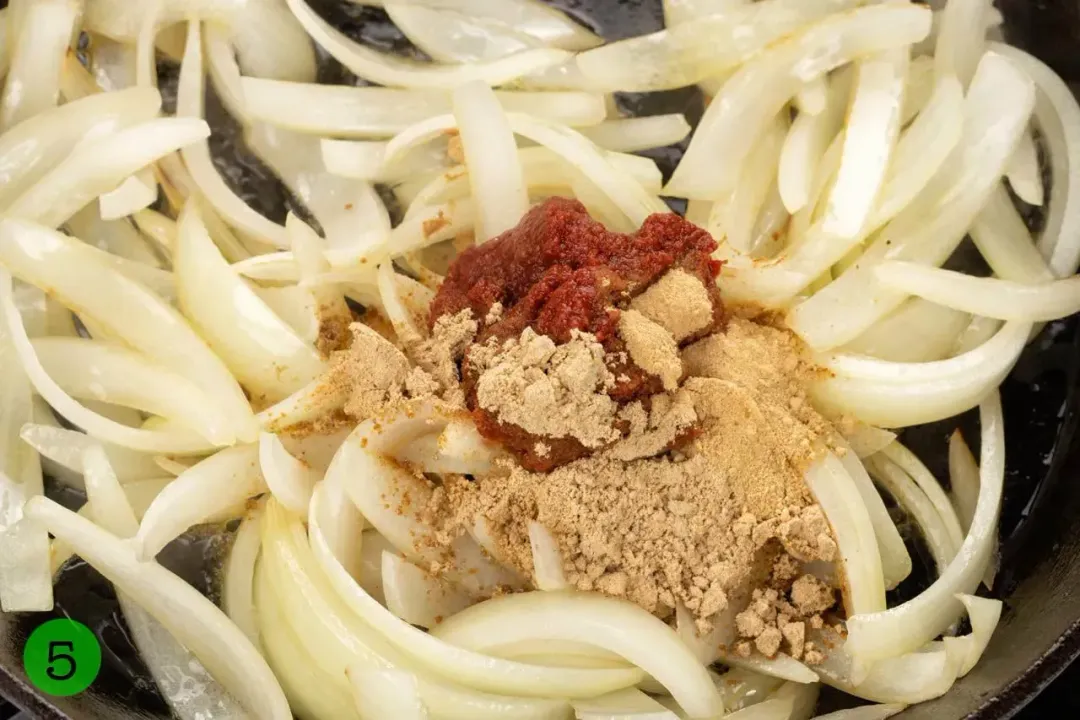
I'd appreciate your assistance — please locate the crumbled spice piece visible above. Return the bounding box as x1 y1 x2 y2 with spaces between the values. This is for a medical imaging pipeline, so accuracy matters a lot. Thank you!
631 269 716 342
619 309 682 391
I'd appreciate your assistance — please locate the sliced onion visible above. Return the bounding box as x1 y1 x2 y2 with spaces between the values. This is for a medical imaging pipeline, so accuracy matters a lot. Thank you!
841 299 970 364
1006 127 1044 206
241 77 606 137
223 503 264 649
256 375 347 432
177 20 288 248
576 0 863 93
20 425 163 485
259 431 318 514
948 430 980 532
133 444 265 560
934 0 990 87
971 185 1055 283
789 51 1035 351
27 495 290 718
0 86 161 208
809 705 905 720
67 204 164 268
231 0 317 83
431 591 725 718
720 115 786 254
382 551 473 629
944 594 1002 677
204 22 250 125
836 448 911 590
528 521 569 591
802 453 885 615
0 0 79 130
876 261 1080 321
578 115 691 153
7 117 209 229
84 0 244 42
348 667 429 720
667 4 931 201
822 48 907 239
385 4 538 63
175 200 324 403
31 338 231 445
840 425 897 460
993 43 1080 277
284 0 570 89
573 688 678 720
99 172 158 221
778 73 847 214
866 454 957 574
878 442 965 551
845 392 1004 670
0 218 256 440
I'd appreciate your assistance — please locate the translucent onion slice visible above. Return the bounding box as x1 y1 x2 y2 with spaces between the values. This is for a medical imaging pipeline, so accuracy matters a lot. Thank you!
6 117 209 229
306 486 644 698
99 173 158 220
241 77 606 136
528 521 570 591
934 0 990 87
0 86 161 208
866 454 957 574
788 51 1035 351
836 449 911 590
204 22 251 125
822 48 907 239
27 495 290 719
845 393 1004 670
284 0 570 89
133 444 265 560
327 403 524 595
948 430 980 532
945 594 1002 677
385 4 538 63
266 501 588 718
993 43 1080 277
31 338 231 445
175 200 325 403
875 261 1080 321
223 504 264 649
20 425 163 485
84 0 244 42
1006 128 1044 206
802 453 885 615
778 74 847 214
722 115 785 254
177 20 288 248
573 688 678 720
0 0 79 130
970 185 1055 283
382 551 473 629
666 4 931 201
431 592 725 718
841 299 970 364
0 219 255 440
258 431 318 514
575 0 863 93
67 204 163 268
348 667 429 720
815 638 959 705
878 442 964 551
232 0 317 83
578 115 691 153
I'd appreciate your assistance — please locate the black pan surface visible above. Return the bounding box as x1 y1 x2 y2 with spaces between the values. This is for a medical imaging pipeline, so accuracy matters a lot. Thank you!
2 1 1080 718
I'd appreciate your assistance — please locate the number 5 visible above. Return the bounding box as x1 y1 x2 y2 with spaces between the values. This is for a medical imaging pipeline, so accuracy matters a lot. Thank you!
46 641 76 681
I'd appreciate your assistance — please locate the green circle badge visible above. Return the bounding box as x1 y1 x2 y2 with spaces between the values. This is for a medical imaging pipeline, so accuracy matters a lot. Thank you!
23 619 101 697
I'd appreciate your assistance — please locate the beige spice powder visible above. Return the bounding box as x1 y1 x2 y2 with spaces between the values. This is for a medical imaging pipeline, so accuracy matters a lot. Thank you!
630 268 715 342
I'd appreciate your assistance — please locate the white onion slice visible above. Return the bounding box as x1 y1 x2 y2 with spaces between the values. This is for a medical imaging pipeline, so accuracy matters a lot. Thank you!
258 431 318 514
993 43 1080 277
875 261 1080 321
948 430 980 532
778 74 847 214
284 0 570 89
823 48 907 239
579 115 691 153
836 448 911 590
970 185 1055 283
845 392 1004 669
6 117 209 229
67 204 163 269
453 81 528 241
177 20 288 248
232 0 317 83
223 504 264 649
810 705 905 720
934 0 990 87
20 425 163 485
26 495 290 719
99 173 158 220
382 551 473 629
802 453 885 615
175 200 324 403
385 4 537 63
667 4 931 201
431 592 724 718
31 338 230 445
0 0 79 130
528 521 570 591
789 51 1035 351
241 77 606 136
1006 128 1044 206
573 688 678 720
945 594 1002 677
841 425 897 460
878 442 965 551
133 444 266 560
841 299 970 364
85 0 244 42
0 86 161 208
204 22 251 125
576 0 863 93
348 667 429 720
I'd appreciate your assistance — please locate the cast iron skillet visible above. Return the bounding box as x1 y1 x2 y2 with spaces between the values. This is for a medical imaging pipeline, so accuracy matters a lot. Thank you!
2 1 1080 717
